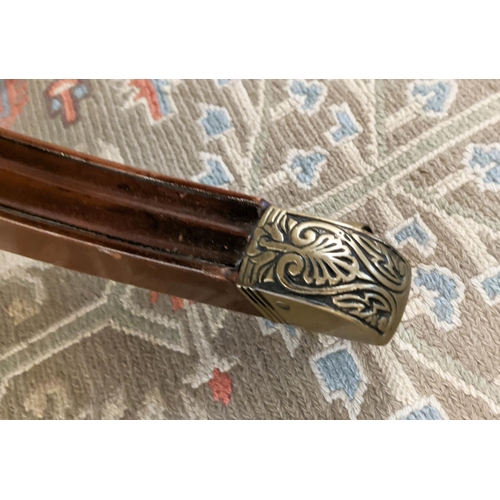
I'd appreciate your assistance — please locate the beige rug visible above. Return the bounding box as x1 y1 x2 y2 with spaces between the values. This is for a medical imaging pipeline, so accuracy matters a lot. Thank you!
0 79 499 419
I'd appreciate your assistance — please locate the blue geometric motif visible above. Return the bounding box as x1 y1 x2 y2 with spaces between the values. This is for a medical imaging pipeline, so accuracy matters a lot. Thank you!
51 99 61 112
216 79 231 86
286 151 327 187
196 157 232 187
73 84 90 100
483 271 500 301
315 349 360 401
261 319 302 356
467 145 500 187
412 81 454 115
150 79 173 117
0 80 10 118
289 80 325 113
405 405 443 420
328 104 361 145
414 268 460 324
264 319 297 338
200 106 232 138
394 220 430 247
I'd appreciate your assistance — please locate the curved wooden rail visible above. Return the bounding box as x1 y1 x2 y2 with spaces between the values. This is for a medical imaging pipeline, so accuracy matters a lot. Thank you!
0 128 269 315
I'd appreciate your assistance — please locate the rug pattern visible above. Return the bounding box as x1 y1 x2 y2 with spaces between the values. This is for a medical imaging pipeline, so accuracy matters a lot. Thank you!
0 79 499 419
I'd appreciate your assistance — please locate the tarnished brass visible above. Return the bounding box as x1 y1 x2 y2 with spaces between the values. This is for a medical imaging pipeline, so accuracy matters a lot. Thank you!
237 207 411 345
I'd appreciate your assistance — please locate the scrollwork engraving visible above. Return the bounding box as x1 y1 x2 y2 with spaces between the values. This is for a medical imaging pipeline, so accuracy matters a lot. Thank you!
239 207 410 336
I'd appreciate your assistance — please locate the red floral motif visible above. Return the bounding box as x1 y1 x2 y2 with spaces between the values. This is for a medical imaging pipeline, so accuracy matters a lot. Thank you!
169 295 185 311
149 291 160 305
0 80 29 129
149 293 195 310
208 369 233 405
168 295 195 311
44 79 91 127
129 79 164 121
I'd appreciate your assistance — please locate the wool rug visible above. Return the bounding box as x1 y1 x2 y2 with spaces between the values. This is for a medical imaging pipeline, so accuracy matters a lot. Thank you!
0 79 499 419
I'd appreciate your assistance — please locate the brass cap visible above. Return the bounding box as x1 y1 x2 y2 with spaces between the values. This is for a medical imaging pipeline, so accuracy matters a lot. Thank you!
237 207 411 345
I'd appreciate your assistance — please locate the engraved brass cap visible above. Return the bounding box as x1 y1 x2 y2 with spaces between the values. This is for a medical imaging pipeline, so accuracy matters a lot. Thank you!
237 207 411 345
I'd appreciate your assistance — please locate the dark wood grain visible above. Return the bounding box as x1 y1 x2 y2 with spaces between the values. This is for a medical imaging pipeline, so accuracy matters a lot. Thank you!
0 128 270 315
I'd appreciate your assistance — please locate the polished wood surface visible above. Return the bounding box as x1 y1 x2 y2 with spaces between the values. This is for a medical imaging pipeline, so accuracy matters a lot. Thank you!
0 128 269 315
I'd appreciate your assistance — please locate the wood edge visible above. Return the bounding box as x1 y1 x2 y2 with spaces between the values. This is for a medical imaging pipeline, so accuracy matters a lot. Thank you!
0 208 261 316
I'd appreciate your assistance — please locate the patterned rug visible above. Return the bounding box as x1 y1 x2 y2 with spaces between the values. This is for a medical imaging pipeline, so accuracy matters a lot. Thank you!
0 79 499 419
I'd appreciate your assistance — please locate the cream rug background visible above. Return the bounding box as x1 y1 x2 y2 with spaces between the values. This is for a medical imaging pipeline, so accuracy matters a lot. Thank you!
0 79 499 419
